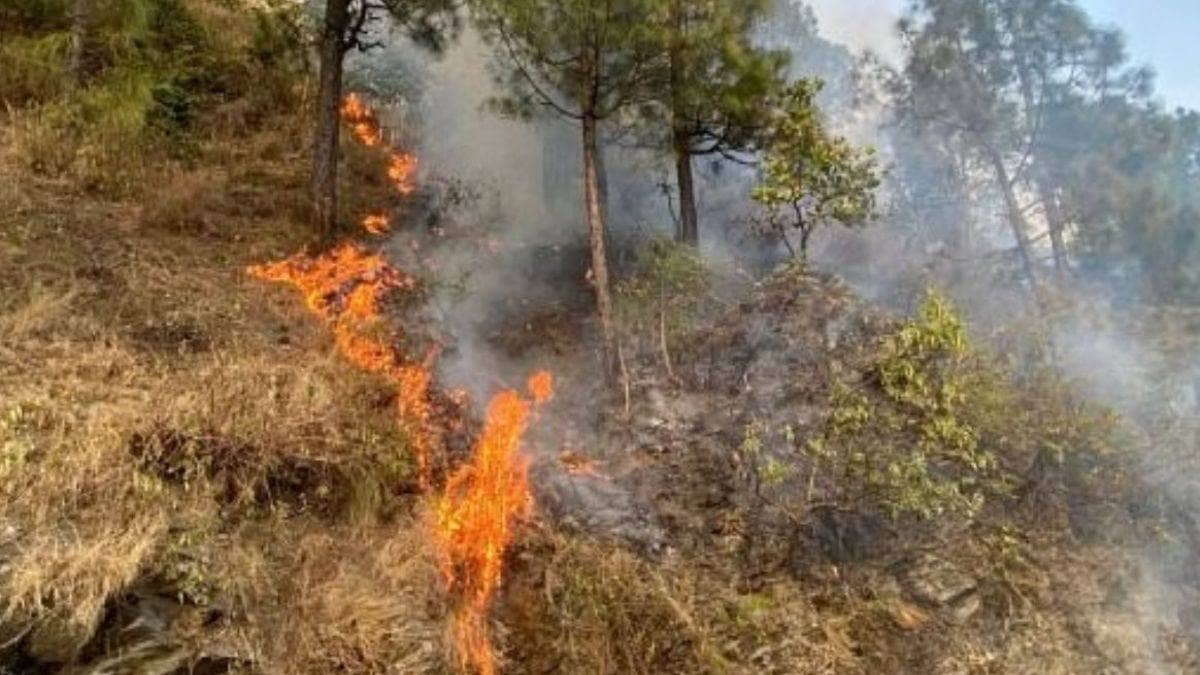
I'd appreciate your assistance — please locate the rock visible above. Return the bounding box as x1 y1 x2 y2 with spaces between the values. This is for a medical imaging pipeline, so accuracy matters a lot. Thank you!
947 591 981 623
897 554 977 607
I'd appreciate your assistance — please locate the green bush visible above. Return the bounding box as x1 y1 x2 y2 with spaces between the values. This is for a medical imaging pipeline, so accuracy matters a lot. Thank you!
615 237 713 366
802 292 1007 521
0 32 71 107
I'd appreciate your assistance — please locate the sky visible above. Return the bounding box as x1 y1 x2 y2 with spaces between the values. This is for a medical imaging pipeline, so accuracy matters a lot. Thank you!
806 0 1200 110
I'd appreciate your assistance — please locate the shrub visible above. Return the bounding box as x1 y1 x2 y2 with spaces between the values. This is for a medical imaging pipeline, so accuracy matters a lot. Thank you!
614 237 713 369
804 291 1007 521
0 32 70 107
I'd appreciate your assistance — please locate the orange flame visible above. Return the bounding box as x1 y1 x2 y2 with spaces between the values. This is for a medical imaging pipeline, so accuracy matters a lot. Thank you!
362 212 391 235
255 92 547 675
435 372 553 675
341 92 383 147
247 244 439 486
341 93 419 227
387 152 419 196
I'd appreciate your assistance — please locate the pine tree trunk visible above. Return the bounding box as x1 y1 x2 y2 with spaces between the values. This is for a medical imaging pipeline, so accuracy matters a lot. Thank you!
668 1 699 246
582 114 615 365
985 147 1039 288
69 0 98 85
311 0 351 240
673 139 699 246
1037 181 1070 280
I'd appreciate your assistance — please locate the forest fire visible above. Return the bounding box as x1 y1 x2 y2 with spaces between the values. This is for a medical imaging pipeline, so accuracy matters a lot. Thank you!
340 92 418 229
246 243 441 486
435 372 553 675
251 93 548 674
341 92 382 147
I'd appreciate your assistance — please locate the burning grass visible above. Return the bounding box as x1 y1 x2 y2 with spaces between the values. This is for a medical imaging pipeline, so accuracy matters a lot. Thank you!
435 373 553 675
0 88 448 667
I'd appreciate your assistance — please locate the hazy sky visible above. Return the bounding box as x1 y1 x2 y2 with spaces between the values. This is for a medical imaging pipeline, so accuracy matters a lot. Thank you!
807 0 1200 110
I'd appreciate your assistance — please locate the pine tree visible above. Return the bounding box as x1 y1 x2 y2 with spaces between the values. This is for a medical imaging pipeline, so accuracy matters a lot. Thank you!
473 0 666 362
310 0 458 239
658 0 785 246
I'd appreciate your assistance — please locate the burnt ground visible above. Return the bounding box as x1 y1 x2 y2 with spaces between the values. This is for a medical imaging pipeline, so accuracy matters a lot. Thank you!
464 259 1200 674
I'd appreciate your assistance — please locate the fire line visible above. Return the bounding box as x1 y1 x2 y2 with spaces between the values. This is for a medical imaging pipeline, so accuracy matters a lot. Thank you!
249 94 547 674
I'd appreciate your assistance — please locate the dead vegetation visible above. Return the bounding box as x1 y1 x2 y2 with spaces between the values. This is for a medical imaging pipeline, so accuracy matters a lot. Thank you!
0 5 447 668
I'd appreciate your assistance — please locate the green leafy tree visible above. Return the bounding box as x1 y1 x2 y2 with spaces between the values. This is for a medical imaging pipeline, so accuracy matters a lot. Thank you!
472 0 666 362
751 80 879 261
657 0 786 246
894 0 1123 286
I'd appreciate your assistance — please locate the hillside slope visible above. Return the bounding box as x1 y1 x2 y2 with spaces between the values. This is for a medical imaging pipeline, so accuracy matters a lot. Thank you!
1 2 1198 674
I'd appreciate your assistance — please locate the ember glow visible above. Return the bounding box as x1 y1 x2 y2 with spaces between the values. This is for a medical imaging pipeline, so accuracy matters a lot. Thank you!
435 372 554 675
362 212 391 235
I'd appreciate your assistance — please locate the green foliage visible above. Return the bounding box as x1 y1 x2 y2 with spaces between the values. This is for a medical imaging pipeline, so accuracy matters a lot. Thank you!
614 237 712 359
6 0 307 195
0 32 71 107
473 0 667 120
752 80 879 259
806 291 1004 520
648 0 787 156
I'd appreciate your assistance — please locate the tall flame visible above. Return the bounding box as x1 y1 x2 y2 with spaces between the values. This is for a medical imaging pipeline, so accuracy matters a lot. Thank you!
253 94 546 674
435 372 553 675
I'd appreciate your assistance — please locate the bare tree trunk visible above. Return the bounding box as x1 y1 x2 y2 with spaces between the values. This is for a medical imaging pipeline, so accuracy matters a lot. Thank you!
985 147 1039 289
582 114 616 365
595 138 611 226
668 2 699 246
1037 181 1070 280
672 140 699 246
69 0 98 85
799 225 813 262
311 0 351 240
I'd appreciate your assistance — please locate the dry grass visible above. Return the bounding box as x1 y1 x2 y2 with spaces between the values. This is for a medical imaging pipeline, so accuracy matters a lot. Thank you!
0 93 446 667
499 531 875 675
217 522 451 674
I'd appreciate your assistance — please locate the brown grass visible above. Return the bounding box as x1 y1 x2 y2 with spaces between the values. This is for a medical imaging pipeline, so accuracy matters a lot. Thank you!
0 87 448 667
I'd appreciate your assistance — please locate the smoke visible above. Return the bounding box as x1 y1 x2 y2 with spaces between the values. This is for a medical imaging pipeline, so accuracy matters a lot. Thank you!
350 3 1200 664
804 0 904 65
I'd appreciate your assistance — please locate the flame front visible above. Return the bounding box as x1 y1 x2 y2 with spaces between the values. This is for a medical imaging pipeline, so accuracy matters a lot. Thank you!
435 372 553 675
253 95 545 674
247 243 440 486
